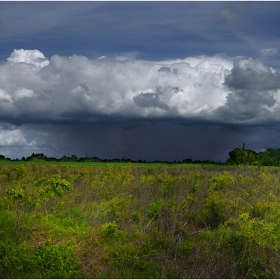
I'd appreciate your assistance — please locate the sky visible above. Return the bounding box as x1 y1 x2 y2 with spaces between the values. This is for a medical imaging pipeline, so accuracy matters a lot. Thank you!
0 1 280 162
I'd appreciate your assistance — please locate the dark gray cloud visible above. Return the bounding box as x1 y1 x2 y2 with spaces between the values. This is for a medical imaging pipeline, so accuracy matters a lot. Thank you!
157 67 178 75
225 58 280 91
212 58 280 124
0 122 249 162
2 121 280 163
158 67 172 73
214 90 276 122
213 58 280 123
133 92 170 111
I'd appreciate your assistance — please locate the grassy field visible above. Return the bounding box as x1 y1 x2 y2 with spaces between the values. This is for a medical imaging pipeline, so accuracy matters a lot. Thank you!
0 159 224 167
1 162 280 278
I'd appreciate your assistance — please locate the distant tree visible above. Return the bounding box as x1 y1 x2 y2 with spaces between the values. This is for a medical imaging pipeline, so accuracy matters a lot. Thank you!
26 153 47 161
59 156 71 162
258 148 280 166
78 156 101 162
226 148 259 165
70 155 78 162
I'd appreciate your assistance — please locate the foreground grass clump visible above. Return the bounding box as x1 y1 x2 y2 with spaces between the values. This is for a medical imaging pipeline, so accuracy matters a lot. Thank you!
0 240 82 278
1 163 280 278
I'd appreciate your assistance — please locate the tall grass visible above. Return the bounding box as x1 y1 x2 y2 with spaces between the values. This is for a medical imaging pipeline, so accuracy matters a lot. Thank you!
1 163 280 278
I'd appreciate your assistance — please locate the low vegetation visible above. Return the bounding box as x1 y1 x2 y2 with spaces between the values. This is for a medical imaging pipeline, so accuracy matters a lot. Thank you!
1 162 280 278
3 145 280 167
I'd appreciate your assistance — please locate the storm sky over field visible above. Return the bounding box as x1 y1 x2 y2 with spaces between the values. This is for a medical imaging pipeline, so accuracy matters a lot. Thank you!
0 1 280 162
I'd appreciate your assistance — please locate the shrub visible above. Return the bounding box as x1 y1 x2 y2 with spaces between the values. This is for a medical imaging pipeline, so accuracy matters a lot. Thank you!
100 222 120 240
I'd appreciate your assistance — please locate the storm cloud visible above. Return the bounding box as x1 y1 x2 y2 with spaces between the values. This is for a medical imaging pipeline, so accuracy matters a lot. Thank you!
1 49 280 161
133 93 170 111
224 58 280 91
0 49 233 123
213 58 280 124
0 2 280 163
1 50 280 125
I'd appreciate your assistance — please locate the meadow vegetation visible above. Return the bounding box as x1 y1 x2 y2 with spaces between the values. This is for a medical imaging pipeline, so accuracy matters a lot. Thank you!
1 162 280 278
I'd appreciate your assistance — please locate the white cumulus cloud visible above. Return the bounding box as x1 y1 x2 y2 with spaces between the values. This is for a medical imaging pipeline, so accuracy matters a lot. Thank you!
0 128 27 146
0 89 13 103
0 49 280 125
14 88 35 99
0 49 234 122
7 49 49 68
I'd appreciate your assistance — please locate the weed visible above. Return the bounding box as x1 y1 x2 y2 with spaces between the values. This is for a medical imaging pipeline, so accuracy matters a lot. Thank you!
100 221 120 240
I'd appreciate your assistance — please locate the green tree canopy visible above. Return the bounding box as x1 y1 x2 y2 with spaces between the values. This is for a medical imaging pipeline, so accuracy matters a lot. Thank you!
226 148 259 166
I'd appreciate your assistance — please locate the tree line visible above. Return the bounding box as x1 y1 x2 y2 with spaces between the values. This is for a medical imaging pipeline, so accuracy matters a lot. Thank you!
0 153 216 164
225 147 280 166
0 147 280 166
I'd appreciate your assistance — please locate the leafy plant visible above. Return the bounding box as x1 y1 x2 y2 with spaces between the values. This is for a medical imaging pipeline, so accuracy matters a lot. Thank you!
5 173 72 236
100 221 120 240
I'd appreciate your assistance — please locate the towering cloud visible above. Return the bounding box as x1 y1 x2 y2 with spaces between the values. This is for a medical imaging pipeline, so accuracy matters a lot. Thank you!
213 58 280 123
0 49 232 123
1 49 280 125
1 49 280 161
7 49 49 68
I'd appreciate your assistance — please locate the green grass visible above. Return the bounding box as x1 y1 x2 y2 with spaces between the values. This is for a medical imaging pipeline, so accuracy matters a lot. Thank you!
0 240 83 278
0 159 225 167
1 164 280 278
